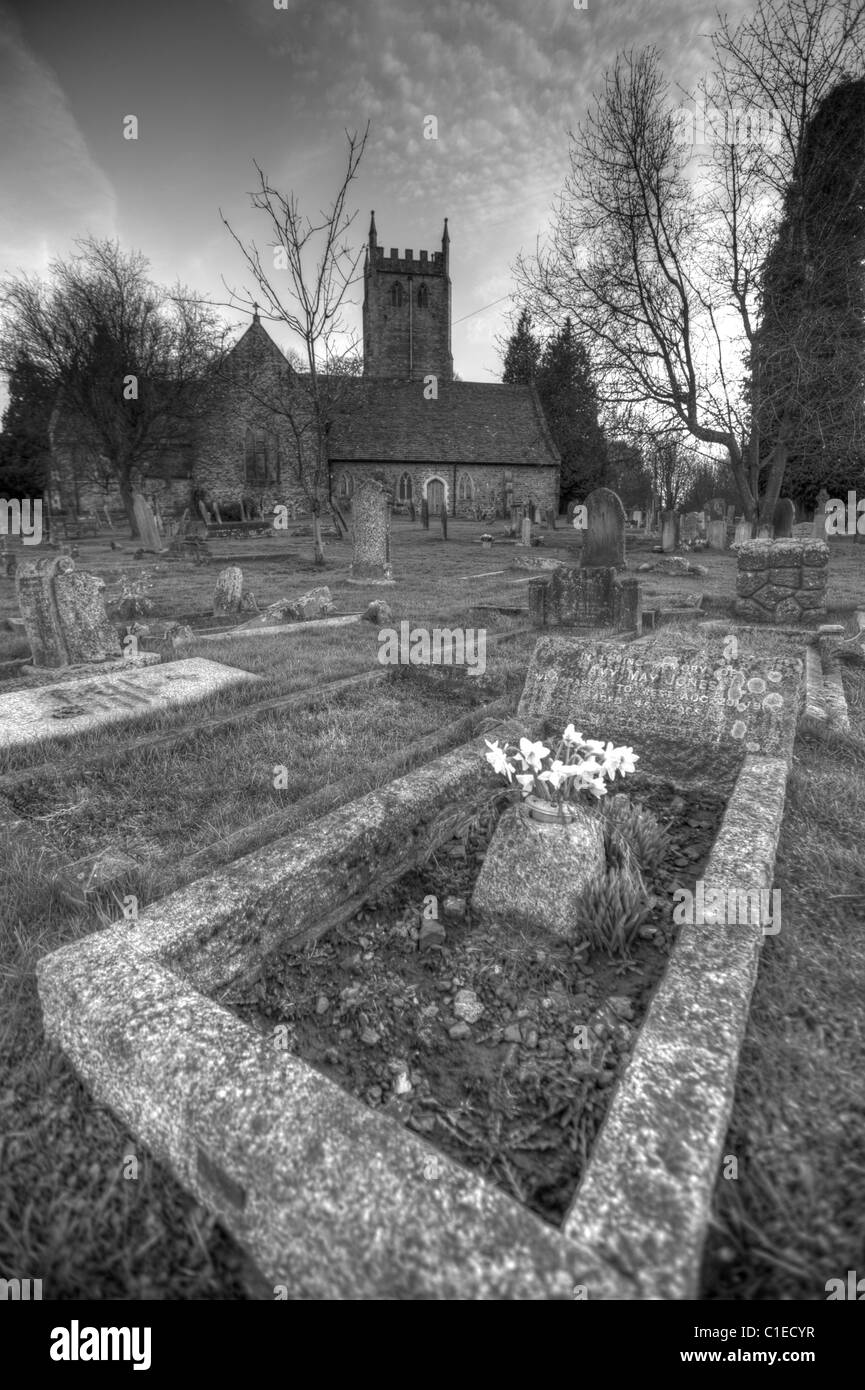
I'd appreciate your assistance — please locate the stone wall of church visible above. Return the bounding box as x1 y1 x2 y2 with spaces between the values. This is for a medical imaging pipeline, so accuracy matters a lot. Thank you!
333 463 558 520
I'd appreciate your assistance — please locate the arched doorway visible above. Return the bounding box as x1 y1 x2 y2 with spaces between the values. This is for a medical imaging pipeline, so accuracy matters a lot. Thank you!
426 478 446 516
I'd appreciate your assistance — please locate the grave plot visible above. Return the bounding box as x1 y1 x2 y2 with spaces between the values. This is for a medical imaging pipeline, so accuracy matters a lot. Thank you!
220 771 725 1227
37 632 804 1299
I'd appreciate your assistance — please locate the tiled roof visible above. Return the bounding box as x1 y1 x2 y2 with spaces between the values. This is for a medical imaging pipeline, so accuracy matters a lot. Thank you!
327 380 560 468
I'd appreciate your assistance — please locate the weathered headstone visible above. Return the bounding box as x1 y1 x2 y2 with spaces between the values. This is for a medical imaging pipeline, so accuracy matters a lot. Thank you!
441 508 448 541
132 493 162 552
518 636 803 781
519 515 532 547
213 566 243 617
0 658 261 751
350 479 392 581
661 510 678 553
813 488 830 539
707 519 727 551
707 497 726 521
726 504 736 526
582 487 626 569
734 539 828 624
733 518 753 546
16 557 122 669
421 498 429 530
772 498 796 539
680 512 700 545
542 566 641 633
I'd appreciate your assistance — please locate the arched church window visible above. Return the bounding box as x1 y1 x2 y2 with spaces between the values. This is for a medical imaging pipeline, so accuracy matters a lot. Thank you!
457 473 474 501
417 284 429 309
339 473 354 498
398 472 413 502
245 427 280 485
391 283 404 308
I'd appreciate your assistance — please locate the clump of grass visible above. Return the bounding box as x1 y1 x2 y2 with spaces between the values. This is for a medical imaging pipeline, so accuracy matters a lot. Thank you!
576 864 652 958
603 794 671 877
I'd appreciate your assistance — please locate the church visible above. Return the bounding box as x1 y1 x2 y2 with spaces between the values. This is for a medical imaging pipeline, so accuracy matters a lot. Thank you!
50 216 562 523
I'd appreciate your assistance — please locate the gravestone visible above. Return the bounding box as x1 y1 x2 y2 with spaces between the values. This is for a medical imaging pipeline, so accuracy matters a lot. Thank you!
16 556 122 668
733 518 752 546
518 636 803 783
441 508 448 541
680 512 700 545
726 505 736 526
0 658 261 752
132 493 162 552
213 566 243 617
582 487 626 569
198 500 211 528
661 510 678 553
772 497 796 539
542 566 641 632
421 498 429 530
519 516 532 547
707 519 727 550
813 488 830 539
350 479 392 582
706 497 726 521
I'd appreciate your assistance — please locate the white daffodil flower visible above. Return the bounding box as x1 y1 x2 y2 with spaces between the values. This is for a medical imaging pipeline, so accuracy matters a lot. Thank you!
484 739 514 781
518 737 550 772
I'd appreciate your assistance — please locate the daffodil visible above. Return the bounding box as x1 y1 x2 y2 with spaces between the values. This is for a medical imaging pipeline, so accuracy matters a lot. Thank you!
517 737 550 772
484 739 514 781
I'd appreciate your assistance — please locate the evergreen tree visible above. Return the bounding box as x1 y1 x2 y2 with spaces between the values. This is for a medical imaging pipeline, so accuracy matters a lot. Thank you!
501 308 541 383
0 353 54 498
753 77 865 510
535 318 607 506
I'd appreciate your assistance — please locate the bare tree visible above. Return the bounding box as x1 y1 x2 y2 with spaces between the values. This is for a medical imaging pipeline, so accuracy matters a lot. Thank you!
219 124 369 564
0 238 228 535
515 1 865 524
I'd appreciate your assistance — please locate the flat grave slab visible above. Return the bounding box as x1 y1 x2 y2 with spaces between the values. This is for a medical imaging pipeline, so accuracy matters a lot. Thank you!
0 658 261 750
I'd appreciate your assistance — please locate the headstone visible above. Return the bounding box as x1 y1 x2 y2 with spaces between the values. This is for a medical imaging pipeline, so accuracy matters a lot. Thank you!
408 500 416 523
726 505 735 526
542 567 641 634
132 493 162 552
213 566 243 617
16 556 122 668
441 508 448 541
0 658 261 751
772 497 795 539
733 518 753 546
198 500 211 528
707 519 727 550
661 510 678 553
350 479 392 581
707 497 726 521
680 512 700 545
421 498 429 530
734 539 828 624
813 488 830 539
582 487 626 569
520 516 532 547
518 636 803 782
213 502 223 524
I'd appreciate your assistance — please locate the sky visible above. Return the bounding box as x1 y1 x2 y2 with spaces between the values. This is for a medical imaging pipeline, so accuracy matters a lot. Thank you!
0 0 751 420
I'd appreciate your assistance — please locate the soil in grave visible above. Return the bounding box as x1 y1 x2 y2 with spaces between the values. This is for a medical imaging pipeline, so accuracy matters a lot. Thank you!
221 775 726 1227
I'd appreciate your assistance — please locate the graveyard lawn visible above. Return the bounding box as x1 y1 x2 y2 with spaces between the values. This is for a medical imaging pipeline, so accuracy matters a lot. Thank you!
220 775 724 1226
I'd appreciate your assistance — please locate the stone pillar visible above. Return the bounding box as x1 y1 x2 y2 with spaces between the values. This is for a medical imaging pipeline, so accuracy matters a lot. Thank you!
421 498 429 530
350 479 393 583
528 577 548 627
734 539 828 624
213 566 243 617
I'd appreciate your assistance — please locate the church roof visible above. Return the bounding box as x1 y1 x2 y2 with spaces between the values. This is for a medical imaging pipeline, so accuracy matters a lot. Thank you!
328 380 560 468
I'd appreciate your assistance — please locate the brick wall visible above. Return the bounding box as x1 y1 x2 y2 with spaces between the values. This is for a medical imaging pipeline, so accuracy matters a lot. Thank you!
332 462 558 520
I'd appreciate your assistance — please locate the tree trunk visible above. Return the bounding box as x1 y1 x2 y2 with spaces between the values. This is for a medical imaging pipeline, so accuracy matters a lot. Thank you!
118 472 139 538
312 509 325 565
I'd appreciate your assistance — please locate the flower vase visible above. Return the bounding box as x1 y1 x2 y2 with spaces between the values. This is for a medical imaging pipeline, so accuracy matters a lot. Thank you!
471 795 607 938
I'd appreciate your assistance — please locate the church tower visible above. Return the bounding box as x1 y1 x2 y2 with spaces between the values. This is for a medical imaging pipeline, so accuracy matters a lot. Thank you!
362 213 453 381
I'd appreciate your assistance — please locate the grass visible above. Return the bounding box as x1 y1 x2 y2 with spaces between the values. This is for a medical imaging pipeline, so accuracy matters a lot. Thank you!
1 517 864 1299
700 639 865 1300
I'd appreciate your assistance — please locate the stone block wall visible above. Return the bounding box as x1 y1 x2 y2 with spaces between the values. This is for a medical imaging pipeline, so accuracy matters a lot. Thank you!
734 539 829 624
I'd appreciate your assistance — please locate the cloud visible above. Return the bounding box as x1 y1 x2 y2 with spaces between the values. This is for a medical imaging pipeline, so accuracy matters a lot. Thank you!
0 3 116 279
